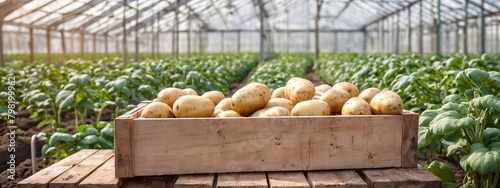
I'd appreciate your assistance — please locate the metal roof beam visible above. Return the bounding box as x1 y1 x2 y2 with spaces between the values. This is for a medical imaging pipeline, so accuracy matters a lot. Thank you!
45 0 105 27
208 0 228 29
76 0 135 29
328 0 353 24
361 0 422 28
0 0 32 18
5 0 55 21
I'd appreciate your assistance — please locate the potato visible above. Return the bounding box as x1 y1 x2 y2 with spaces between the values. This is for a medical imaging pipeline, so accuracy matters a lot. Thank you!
265 98 294 112
271 87 286 98
250 107 290 117
216 110 241 118
359 88 381 103
285 77 315 104
315 84 332 93
341 97 372 115
212 108 224 117
157 88 187 107
370 91 403 115
173 95 215 118
315 90 324 96
183 88 198 95
231 82 272 116
319 88 351 115
141 102 174 118
291 100 330 116
215 98 233 111
202 91 225 106
260 106 290 117
332 82 359 97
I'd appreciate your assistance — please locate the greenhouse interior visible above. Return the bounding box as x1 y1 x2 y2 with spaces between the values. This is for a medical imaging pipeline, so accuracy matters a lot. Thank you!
1 0 500 188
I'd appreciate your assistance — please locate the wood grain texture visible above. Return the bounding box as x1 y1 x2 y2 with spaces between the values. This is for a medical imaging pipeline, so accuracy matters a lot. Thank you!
306 170 367 188
115 116 135 178
174 174 215 188
401 111 419 168
79 157 121 188
217 172 268 188
131 115 403 175
121 176 178 188
268 172 310 188
50 149 114 188
360 168 441 188
17 149 98 188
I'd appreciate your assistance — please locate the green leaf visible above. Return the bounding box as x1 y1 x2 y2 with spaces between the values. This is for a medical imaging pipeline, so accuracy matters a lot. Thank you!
85 128 99 135
76 124 88 133
58 133 75 142
29 93 50 104
426 161 456 182
80 135 100 145
43 146 57 156
417 127 432 149
442 182 459 188
460 143 500 175
469 95 500 112
419 110 440 127
114 78 128 91
56 90 74 109
99 137 114 149
446 139 466 157
429 111 475 141
37 119 49 129
37 132 47 142
56 127 69 133
48 132 61 146
442 94 461 104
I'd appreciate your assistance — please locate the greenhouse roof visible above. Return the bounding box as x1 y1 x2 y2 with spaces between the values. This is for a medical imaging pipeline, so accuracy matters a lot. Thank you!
1 0 500 35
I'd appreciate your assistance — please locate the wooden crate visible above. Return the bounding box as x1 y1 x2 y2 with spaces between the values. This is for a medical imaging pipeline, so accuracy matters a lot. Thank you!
18 149 441 188
115 102 419 178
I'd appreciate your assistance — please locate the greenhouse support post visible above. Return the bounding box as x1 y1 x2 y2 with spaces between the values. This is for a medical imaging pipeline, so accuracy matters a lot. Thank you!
0 19 3 67
464 0 469 54
221 31 224 53
407 7 412 52
46 27 51 64
135 0 139 63
29 26 34 63
187 11 191 57
496 19 499 53
61 30 66 61
237 30 241 53
104 33 108 56
480 0 485 54
80 31 85 56
258 0 265 63
455 23 460 52
436 0 441 56
315 0 323 58
122 0 128 65
93 33 97 58
395 12 400 54
419 1 423 56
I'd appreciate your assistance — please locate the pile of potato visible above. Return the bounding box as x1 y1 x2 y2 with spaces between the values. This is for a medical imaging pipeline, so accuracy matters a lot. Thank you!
140 77 403 118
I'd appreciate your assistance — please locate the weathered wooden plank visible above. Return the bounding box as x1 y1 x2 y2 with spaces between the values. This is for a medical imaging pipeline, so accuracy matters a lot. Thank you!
115 116 135 178
17 149 98 188
306 170 367 188
131 115 403 175
360 168 441 188
401 111 419 168
217 172 268 188
121 176 178 188
49 149 114 188
174 174 215 188
79 157 121 188
268 172 310 188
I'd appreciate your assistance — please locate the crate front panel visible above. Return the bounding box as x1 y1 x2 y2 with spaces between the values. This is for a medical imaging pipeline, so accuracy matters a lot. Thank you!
131 116 403 176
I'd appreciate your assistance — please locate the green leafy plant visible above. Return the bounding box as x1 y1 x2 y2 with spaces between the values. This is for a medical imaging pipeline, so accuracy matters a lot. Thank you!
418 68 500 188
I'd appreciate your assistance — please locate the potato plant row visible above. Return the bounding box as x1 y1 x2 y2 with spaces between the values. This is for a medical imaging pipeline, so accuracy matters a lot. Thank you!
247 53 314 90
140 77 403 119
314 53 500 113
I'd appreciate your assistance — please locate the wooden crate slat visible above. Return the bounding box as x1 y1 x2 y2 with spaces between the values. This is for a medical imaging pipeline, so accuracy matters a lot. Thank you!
115 117 135 178
17 149 99 188
306 170 367 188
360 168 441 188
121 176 178 188
268 172 310 188
401 112 419 168
217 172 267 188
49 149 114 188
132 115 403 175
78 157 121 188
174 174 215 188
